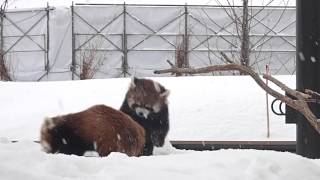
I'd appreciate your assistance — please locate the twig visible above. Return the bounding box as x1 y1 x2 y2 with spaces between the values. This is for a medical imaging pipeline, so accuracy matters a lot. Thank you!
263 74 311 100
166 60 175 67
220 52 234 64
305 89 320 99
305 89 320 104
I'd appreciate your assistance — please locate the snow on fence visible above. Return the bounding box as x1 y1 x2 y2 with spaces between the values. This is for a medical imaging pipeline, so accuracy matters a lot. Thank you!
0 4 296 81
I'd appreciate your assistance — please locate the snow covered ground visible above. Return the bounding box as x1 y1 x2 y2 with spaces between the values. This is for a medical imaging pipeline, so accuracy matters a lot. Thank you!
1 140 320 180
0 75 295 141
1 75 320 179
3 1 318 180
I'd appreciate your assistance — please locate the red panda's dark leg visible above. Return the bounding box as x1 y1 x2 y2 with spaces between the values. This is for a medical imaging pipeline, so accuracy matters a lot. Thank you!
142 133 154 156
53 125 94 156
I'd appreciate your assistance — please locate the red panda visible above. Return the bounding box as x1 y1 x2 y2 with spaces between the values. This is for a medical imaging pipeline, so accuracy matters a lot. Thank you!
120 77 170 155
40 104 145 157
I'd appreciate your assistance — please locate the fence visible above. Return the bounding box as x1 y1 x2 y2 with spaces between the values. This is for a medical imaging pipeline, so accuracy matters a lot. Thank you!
0 5 52 81
0 4 296 81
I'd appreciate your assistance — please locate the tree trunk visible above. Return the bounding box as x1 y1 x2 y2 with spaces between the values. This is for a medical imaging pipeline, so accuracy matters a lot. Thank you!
240 0 250 67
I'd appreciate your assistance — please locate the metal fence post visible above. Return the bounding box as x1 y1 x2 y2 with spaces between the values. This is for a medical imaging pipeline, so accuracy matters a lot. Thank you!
0 7 4 55
71 1 76 80
0 7 5 80
184 4 189 68
122 3 128 77
45 2 50 75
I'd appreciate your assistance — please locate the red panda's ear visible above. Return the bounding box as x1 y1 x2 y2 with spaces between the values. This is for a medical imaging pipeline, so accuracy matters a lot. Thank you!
130 76 138 88
160 90 170 98
153 81 161 93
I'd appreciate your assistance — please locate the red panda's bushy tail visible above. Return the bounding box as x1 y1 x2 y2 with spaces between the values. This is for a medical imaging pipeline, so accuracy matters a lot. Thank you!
40 117 58 153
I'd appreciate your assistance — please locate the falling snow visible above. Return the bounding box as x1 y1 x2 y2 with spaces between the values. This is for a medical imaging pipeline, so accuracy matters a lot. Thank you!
93 141 97 151
62 138 67 145
299 52 305 61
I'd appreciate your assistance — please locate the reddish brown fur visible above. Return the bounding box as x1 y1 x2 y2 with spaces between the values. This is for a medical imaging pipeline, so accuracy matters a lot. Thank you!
126 78 168 108
120 77 170 155
40 104 145 157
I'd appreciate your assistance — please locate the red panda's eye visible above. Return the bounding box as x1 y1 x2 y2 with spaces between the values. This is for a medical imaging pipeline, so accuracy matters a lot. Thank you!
144 105 154 112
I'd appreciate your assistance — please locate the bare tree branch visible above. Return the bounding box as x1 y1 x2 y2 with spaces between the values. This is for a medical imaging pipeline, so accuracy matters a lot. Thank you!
214 0 237 24
226 0 242 38
263 74 310 100
214 0 242 39
154 63 320 134
220 51 234 63
305 89 320 104
247 0 276 21
250 0 290 51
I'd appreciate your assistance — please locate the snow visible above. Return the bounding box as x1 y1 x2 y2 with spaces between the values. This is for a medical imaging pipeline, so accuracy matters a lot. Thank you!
0 75 295 141
1 74 320 179
299 52 305 61
1 140 320 180
1 1 318 179
311 56 317 63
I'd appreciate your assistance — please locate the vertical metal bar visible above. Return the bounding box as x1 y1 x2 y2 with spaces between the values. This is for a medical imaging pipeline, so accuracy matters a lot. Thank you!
71 1 76 80
0 8 4 80
184 4 189 68
3 14 47 55
122 2 128 77
0 8 4 54
45 2 50 74
295 0 320 158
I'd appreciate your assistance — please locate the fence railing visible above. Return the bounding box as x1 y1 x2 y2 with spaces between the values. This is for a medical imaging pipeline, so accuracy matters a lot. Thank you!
0 4 296 81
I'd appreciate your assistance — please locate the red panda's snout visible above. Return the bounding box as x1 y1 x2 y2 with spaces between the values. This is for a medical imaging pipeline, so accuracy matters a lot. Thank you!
135 107 150 119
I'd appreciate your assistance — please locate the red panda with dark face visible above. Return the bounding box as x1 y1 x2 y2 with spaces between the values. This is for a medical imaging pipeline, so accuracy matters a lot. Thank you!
120 77 170 156
40 104 145 157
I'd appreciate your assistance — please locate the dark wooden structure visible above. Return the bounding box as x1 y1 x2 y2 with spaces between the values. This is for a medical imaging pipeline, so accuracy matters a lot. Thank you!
292 0 320 158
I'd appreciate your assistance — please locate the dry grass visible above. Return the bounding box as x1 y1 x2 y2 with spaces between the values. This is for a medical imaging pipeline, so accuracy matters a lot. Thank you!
79 49 104 80
0 52 12 81
78 40 105 80
175 39 186 76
